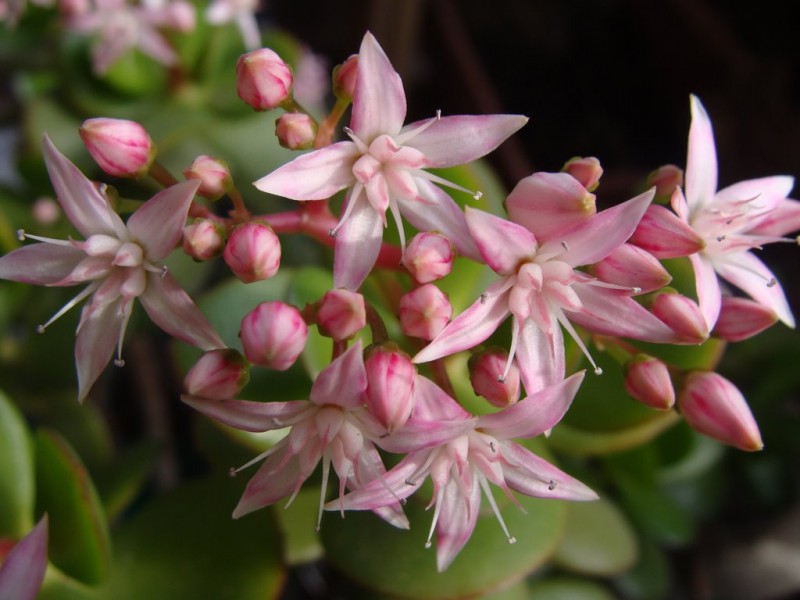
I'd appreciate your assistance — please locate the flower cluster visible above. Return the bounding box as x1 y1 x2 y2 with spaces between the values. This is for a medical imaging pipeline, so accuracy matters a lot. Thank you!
0 20 797 578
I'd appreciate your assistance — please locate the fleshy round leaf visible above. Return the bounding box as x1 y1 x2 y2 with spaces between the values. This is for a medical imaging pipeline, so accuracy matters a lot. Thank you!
0 389 34 538
528 577 617 600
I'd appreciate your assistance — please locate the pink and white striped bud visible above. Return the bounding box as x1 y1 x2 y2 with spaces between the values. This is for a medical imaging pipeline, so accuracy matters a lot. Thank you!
316 289 366 340
679 372 763 451
275 113 317 150
651 291 709 344
332 54 358 100
713 297 779 342
183 155 232 201
236 48 293 111
629 202 705 259
364 345 416 432
562 156 603 192
79 118 156 178
184 348 249 400
468 348 520 408
240 301 308 371
588 243 671 294
398 284 452 340
403 232 454 283
624 355 675 410
646 164 684 200
183 218 226 261
223 222 281 283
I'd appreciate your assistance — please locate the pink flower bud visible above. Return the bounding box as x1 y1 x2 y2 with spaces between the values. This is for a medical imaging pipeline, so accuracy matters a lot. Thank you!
588 243 671 294
275 113 317 150
240 301 308 371
164 0 195 32
316 289 366 340
468 348 520 408
236 48 293 111
624 355 675 410
629 203 705 259
651 291 709 344
79 118 156 178
184 349 249 400
646 164 684 200
403 232 454 283
365 345 416 432
713 297 778 342
183 218 226 261
223 222 281 283
32 197 60 225
332 54 358 100
679 372 763 451
398 284 452 340
183 155 232 201
562 156 603 192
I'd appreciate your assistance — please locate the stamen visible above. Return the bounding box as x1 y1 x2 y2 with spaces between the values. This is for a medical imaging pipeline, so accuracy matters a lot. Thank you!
479 478 516 545
114 359 125 367
330 185 363 238
556 309 602 375
489 441 496 452
17 229 25 241
15 231 75 247
229 445 280 476
394 110 442 146
388 199 406 251
228 467 237 478
425 486 445 549
318 455 332 528
548 480 557 491
716 235 726 242
561 241 569 252
497 375 505 383
36 283 99 334
767 278 777 288
480 293 487 304
35 324 45 334
415 170 482 200
343 127 369 154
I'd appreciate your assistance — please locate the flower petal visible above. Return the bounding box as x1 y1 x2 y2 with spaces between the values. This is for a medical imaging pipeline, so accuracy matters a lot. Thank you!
749 197 800 236
126 180 200 260
140 271 225 350
253 141 358 200
714 175 794 217
0 515 49 600
403 114 528 167
689 253 722 330
501 442 598 501
685 95 718 213
436 475 481 572
233 446 304 517
75 298 121 403
309 341 367 409
350 32 407 141
182 396 310 431
515 318 565 394
42 134 125 238
332 195 384 290
0 243 85 285
464 207 536 274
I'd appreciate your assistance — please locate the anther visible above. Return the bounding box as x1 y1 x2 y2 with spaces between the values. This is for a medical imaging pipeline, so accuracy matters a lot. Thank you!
17 229 26 241
767 278 777 288
631 286 642 294
328 228 337 238
160 265 168 279
35 324 46 334
480 293 487 304
561 241 569 251
497 375 506 383
508 537 517 544
424 541 432 549
405 479 416 486
228 467 237 478
114 358 125 367
594 367 603 375
548 480 557 490
489 441 496 452
716 235 726 242
473 191 483 200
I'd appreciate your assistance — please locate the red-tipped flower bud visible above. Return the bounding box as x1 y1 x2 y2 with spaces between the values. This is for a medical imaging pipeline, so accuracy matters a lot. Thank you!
183 218 226 261
679 371 763 451
651 290 709 344
240 301 308 371
275 113 317 150
332 54 358 100
403 232 454 283
236 48 293 111
562 156 603 192
79 118 156 178
589 243 672 295
184 348 249 400
629 201 705 259
316 289 366 340
646 164 684 201
398 284 452 340
183 155 232 201
223 222 281 283
469 348 520 408
624 355 675 410
713 296 778 342
365 345 416 432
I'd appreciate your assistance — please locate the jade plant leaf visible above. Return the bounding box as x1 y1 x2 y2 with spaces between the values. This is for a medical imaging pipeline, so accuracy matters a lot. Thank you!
0 389 34 538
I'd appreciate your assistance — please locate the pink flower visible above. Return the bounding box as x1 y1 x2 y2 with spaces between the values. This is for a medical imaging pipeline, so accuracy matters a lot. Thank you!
332 372 596 571
672 95 799 330
414 186 676 395
254 32 528 290
0 136 224 401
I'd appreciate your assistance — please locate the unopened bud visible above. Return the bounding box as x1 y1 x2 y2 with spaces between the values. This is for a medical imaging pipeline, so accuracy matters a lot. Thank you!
562 156 603 192
223 222 281 283
79 118 156 178
651 290 709 344
679 371 763 451
183 155 232 201
183 218 226 261
240 301 308 371
403 232 454 283
469 348 520 408
589 243 671 294
624 355 675 410
316 289 366 340
646 164 683 201
332 54 358 100
713 296 778 342
32 197 60 226
629 199 705 259
236 48 293 111
398 284 452 340
275 113 317 150
365 345 416 432
184 348 249 400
